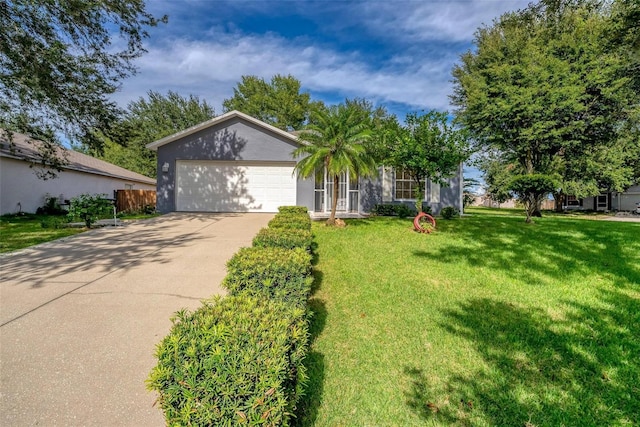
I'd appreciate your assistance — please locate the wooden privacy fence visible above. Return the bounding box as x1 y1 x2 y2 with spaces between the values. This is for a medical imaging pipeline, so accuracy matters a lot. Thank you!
115 189 156 213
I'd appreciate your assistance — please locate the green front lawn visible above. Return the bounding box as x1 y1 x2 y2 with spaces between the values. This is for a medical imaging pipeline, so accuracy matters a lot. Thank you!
0 212 160 253
0 214 85 253
299 209 640 426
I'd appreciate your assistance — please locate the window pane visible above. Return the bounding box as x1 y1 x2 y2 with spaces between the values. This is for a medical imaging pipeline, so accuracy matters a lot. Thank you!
315 169 324 189
430 182 441 203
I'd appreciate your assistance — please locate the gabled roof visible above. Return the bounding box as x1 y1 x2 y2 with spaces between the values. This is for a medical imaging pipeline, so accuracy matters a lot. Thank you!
145 110 300 151
0 130 156 185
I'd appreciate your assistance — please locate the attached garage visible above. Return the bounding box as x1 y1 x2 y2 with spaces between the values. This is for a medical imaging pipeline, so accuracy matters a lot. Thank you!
175 161 296 212
146 110 314 214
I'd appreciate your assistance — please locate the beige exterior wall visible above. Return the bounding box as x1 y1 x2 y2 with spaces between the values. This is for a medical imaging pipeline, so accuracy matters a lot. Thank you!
0 157 155 215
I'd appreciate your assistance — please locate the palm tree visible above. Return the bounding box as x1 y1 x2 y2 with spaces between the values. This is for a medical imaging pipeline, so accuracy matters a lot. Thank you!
294 103 378 225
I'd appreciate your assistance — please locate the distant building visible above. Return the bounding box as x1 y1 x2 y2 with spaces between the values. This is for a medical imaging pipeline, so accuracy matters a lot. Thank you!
1 131 156 215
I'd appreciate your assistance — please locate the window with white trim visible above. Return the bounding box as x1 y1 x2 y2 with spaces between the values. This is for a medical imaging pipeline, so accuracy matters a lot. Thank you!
394 169 422 200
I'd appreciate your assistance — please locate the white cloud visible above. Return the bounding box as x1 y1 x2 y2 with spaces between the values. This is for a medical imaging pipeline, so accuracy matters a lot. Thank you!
359 0 528 42
114 30 459 113
112 1 529 114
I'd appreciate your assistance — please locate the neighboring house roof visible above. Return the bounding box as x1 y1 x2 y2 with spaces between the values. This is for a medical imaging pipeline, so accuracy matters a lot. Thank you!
145 110 300 150
0 130 156 185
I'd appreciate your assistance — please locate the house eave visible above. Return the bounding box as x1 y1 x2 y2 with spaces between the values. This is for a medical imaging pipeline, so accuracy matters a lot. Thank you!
0 151 156 186
145 110 301 151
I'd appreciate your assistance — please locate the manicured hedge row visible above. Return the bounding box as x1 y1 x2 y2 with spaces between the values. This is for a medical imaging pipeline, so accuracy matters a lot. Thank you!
278 206 308 215
147 295 308 426
222 247 312 305
253 227 313 251
149 206 315 426
268 212 311 231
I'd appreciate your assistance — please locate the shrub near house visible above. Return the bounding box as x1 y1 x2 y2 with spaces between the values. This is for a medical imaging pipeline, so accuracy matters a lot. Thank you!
67 194 112 228
148 206 314 426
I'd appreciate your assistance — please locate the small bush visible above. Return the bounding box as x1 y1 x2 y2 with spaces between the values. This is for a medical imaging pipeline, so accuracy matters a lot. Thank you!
440 206 459 219
371 204 397 216
372 203 432 218
68 194 112 228
148 295 309 426
223 247 313 304
36 194 67 216
253 227 313 251
278 206 309 215
268 213 311 231
395 204 413 218
40 217 69 229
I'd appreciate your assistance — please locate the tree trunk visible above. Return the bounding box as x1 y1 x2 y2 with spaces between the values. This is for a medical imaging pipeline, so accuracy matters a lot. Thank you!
524 193 536 223
327 174 339 225
414 176 424 213
553 192 564 212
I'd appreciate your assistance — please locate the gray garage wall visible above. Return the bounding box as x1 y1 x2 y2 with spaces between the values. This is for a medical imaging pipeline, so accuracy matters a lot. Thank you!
156 117 313 213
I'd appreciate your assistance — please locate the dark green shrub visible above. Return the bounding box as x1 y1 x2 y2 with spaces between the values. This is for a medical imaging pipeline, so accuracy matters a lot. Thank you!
372 203 432 218
440 206 459 219
371 204 397 216
278 206 309 215
36 194 67 215
223 247 312 304
395 204 413 218
253 227 313 251
268 213 311 231
148 295 309 426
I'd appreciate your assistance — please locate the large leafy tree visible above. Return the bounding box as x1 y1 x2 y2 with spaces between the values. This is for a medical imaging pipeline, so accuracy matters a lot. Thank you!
384 111 470 213
0 0 167 167
83 91 215 178
222 74 319 131
609 0 640 92
451 0 638 221
294 102 377 225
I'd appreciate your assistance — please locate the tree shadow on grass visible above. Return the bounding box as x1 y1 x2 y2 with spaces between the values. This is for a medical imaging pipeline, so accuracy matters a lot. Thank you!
295 245 327 426
414 216 640 287
404 287 640 425
295 297 327 427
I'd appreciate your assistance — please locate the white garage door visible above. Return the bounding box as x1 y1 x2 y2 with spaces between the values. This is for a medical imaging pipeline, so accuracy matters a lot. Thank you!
176 161 297 212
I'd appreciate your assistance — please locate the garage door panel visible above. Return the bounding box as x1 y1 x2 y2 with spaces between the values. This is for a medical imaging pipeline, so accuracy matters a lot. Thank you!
176 161 296 212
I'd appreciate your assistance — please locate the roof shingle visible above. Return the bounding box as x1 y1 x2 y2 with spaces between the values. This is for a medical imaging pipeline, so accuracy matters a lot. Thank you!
0 130 156 185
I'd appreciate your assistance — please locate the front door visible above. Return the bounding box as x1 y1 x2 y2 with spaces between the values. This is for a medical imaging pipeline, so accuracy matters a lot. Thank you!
596 193 609 211
314 168 359 213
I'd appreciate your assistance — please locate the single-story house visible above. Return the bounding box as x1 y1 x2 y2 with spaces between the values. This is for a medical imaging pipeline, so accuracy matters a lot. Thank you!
563 186 640 212
146 110 463 216
0 131 156 215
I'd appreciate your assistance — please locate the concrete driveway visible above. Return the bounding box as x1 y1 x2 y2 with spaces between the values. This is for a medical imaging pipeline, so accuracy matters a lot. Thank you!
0 213 273 426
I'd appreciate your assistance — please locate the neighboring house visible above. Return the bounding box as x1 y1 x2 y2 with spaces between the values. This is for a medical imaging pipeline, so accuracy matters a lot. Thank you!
146 110 463 215
472 194 555 210
563 186 640 212
473 194 518 208
0 131 156 215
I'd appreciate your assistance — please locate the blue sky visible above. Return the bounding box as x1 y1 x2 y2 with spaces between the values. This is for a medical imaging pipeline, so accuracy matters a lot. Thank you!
113 0 528 119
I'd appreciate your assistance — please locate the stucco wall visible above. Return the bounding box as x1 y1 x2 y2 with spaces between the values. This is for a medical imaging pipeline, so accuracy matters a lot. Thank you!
360 164 463 215
156 117 312 213
0 157 155 215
